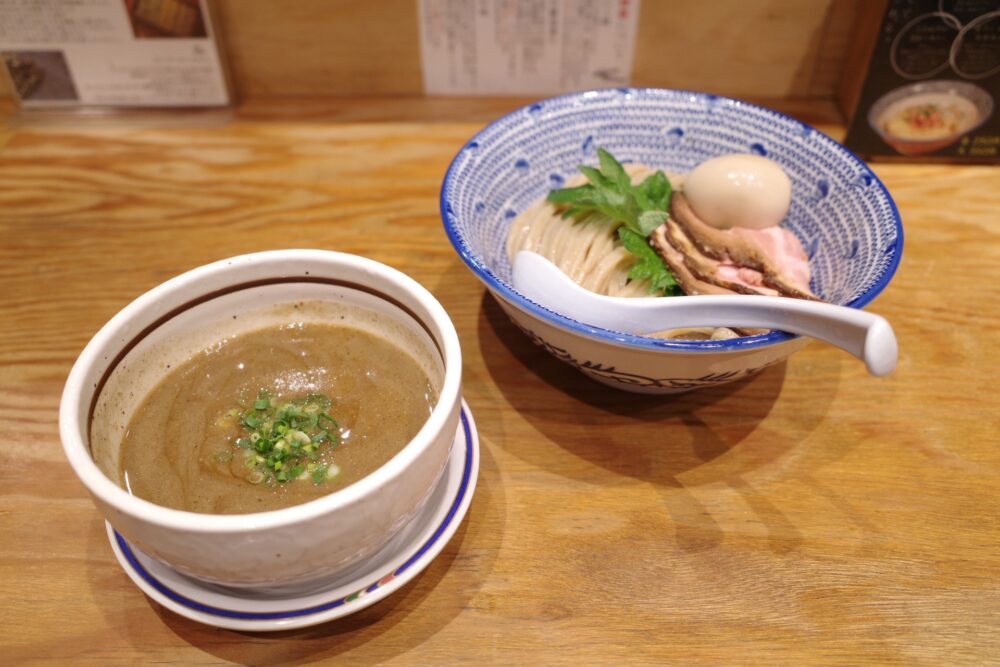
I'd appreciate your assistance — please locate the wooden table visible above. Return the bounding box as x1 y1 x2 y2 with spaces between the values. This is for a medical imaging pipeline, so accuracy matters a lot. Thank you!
2 98 998 665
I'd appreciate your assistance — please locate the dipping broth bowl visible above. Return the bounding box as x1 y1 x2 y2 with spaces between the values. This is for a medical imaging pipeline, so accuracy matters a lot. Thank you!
441 88 903 394
59 250 463 588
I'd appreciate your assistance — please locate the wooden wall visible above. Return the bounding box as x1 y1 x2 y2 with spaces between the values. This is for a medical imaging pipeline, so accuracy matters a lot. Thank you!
0 0 863 103
632 0 860 99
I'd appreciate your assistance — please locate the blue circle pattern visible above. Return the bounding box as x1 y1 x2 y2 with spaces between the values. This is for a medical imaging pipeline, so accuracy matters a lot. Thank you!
441 88 903 353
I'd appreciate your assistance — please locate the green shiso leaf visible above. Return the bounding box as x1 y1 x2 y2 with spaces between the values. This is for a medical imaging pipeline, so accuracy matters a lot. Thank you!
546 147 680 296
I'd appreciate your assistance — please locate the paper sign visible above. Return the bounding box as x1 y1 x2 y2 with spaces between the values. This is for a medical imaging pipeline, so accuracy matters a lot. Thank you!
0 0 230 108
418 0 640 95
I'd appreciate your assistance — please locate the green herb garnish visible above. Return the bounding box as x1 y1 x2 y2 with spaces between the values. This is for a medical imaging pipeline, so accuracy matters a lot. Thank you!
309 462 340 484
618 227 680 295
547 147 681 296
232 390 341 486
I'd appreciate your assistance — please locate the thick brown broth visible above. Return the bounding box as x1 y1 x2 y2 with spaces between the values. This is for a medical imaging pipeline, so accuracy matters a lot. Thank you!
119 322 437 514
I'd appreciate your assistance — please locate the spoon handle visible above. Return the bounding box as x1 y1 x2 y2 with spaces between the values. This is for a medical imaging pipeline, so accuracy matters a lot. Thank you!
512 251 898 376
617 296 898 377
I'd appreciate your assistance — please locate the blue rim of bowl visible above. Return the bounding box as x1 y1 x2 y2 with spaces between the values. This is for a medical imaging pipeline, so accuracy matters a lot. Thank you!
112 407 475 621
440 87 904 352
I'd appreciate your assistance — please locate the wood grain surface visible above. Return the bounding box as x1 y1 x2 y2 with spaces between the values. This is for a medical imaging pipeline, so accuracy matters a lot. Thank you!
1 98 998 666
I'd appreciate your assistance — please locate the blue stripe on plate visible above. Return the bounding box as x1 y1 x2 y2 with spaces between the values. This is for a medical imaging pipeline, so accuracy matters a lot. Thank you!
115 408 474 620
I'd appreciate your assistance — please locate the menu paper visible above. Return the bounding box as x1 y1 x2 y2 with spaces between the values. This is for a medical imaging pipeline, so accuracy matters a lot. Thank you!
0 0 230 108
418 0 641 95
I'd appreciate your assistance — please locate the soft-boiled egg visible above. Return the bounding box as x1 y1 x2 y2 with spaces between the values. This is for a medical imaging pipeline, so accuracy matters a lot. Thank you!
683 154 792 230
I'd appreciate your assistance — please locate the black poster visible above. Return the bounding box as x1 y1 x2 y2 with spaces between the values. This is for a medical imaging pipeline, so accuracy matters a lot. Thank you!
844 0 1000 163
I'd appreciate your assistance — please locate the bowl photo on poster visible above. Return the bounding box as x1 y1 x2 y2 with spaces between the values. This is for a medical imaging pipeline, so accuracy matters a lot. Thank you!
867 80 994 156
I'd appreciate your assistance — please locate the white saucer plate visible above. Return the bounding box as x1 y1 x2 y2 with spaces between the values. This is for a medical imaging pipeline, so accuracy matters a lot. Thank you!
106 400 480 632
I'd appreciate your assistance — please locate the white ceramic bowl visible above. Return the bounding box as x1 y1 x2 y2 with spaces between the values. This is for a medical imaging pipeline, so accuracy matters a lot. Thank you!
60 250 462 588
441 88 903 394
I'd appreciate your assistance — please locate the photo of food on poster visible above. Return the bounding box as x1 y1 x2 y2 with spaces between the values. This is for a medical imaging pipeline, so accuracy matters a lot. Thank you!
0 0 230 108
844 0 999 163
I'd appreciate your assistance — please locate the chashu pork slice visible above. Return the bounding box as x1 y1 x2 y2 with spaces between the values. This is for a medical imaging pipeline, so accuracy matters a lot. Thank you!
649 225 733 296
664 192 821 301
662 219 782 297
648 224 769 337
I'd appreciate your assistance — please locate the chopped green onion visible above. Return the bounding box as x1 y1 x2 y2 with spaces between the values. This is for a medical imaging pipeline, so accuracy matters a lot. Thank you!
311 464 328 484
229 390 342 486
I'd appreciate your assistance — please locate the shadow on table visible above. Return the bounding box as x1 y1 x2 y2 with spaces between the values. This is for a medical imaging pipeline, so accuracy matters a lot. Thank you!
477 292 842 480
86 440 505 665
477 292 845 554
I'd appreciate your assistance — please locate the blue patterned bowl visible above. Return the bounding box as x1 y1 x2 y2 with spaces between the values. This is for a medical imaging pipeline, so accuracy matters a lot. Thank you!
441 88 903 393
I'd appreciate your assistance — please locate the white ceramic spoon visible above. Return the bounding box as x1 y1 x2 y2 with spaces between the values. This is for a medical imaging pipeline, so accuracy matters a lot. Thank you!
511 250 898 377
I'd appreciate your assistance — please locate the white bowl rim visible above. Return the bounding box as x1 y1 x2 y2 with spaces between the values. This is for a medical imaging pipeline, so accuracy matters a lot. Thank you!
440 86 904 353
59 249 463 533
